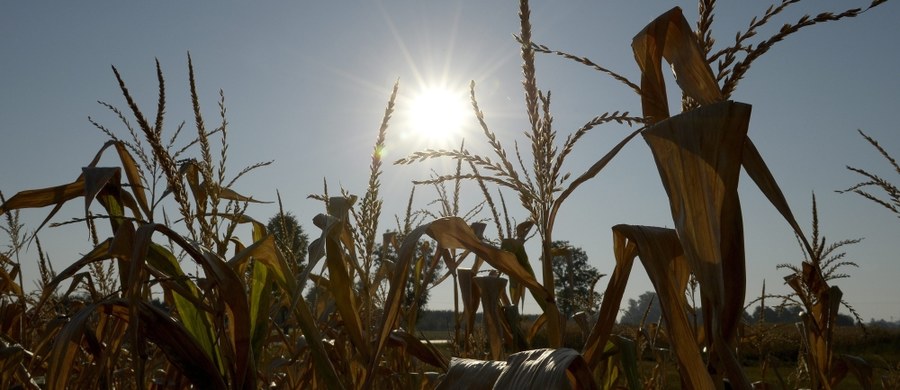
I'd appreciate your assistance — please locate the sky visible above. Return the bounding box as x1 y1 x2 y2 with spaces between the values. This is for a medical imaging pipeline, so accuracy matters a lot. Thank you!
2 1 898 322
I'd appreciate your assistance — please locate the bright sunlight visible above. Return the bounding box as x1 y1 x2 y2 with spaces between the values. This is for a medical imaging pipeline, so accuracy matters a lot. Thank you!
405 85 469 145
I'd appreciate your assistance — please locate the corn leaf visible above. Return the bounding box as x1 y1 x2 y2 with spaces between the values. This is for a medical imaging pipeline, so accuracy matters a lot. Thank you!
428 217 563 351
82 167 120 213
135 300 228 389
831 354 873 389
46 300 226 390
492 348 597 390
619 224 715 389
0 177 86 236
291 289 345 389
138 231 222 374
427 217 554 311
642 101 751 387
371 223 432 383
632 6 722 123
551 126 645 225
500 238 532 307
248 257 272 368
210 182 270 203
322 217 369 361
611 336 639 390
457 268 480 340
110 140 151 218
502 305 530 352
0 265 22 297
135 224 255 387
741 139 815 255
0 141 148 233
474 275 508 360
43 302 111 390
35 239 113 311
583 227 637 368
388 330 448 370
436 357 507 390
228 233 296 295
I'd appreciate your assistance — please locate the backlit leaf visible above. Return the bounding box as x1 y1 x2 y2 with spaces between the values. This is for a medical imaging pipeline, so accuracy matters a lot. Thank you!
436 357 506 390
642 101 751 387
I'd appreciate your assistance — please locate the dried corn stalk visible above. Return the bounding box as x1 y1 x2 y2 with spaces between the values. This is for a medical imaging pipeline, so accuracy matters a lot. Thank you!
617 6 815 389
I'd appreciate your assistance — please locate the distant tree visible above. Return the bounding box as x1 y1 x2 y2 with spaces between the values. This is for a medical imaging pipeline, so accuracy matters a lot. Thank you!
266 211 309 274
416 310 456 332
748 304 803 324
749 304 855 325
550 241 603 319
620 291 662 326
867 318 900 329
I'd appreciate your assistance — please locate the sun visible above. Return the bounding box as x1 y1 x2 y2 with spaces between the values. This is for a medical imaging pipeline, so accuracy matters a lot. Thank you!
405 85 469 145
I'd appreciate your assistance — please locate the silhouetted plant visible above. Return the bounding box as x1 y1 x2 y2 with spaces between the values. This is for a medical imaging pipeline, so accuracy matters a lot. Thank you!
839 129 900 220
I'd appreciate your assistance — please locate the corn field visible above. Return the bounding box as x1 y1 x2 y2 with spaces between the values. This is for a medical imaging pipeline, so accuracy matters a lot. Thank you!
1 1 896 389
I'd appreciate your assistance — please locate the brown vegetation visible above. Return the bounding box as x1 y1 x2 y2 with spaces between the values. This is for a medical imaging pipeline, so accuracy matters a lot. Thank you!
1 1 895 389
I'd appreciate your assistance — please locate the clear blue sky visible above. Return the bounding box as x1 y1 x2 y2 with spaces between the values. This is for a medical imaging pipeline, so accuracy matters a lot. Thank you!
2 1 898 321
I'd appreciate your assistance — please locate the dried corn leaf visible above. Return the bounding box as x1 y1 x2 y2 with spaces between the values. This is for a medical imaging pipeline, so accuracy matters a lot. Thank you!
213 182 268 203
371 222 434 386
618 224 714 389
741 139 815 255
457 268 480 337
527 313 547 346
46 300 226 390
503 305 530 352
0 173 83 213
291 288 345 389
583 225 715 389
372 217 556 387
35 240 113 310
583 226 638 368
0 341 34 389
552 126 645 223
110 140 151 217
475 275 509 360
790 261 844 389
642 101 750 387
388 330 448 370
0 177 85 235
0 265 22 296
633 9 821 386
322 218 369 361
493 348 596 390
227 234 296 295
831 354 873 389
632 6 722 123
82 167 120 213
436 357 506 390
500 238 532 307
427 217 554 311
0 140 152 235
